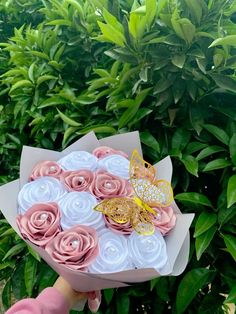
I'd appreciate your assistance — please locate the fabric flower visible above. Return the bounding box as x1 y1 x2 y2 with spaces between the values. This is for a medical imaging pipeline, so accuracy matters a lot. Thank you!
104 215 133 235
152 206 176 235
59 191 104 230
16 203 61 247
90 170 133 200
60 170 94 192
18 177 67 214
30 161 63 180
58 151 98 171
45 225 99 270
98 154 130 179
93 146 128 159
88 229 131 273
127 230 168 272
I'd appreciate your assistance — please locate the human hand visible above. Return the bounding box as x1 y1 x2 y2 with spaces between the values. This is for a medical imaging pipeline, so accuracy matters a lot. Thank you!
53 276 101 312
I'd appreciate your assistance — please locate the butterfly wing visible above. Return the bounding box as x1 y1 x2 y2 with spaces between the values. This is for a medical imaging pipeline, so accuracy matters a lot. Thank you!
94 197 155 235
94 198 132 223
130 150 174 207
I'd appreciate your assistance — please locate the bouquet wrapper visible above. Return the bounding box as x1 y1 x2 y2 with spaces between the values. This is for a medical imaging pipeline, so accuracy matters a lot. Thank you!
0 131 194 292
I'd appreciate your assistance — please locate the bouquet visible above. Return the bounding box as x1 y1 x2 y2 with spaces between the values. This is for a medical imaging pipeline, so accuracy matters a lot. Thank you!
0 131 194 294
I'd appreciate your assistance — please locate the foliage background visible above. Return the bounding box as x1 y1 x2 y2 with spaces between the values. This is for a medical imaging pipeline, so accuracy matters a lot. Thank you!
0 0 236 313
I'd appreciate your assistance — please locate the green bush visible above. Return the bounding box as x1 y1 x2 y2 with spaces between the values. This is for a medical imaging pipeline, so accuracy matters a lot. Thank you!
0 0 236 313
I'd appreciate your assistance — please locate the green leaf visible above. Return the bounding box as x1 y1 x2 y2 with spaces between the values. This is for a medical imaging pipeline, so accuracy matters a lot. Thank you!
9 80 33 93
176 268 215 314
227 175 236 208
27 245 41 262
195 225 217 260
39 96 68 108
184 0 202 24
154 78 173 94
97 21 125 47
36 75 57 86
209 35 236 48
224 285 236 304
150 278 160 291
128 108 153 127
229 134 236 166
196 145 226 161
57 109 81 127
118 103 140 129
175 192 212 208
184 142 208 155
194 211 217 237
2 280 11 310
104 289 114 305
3 242 26 261
222 234 236 261
181 155 198 177
171 15 195 44
203 159 231 172
116 294 130 314
24 254 37 296
203 124 229 145
171 128 191 151
210 74 236 93
218 205 236 226
172 54 186 68
76 125 116 135
140 132 160 153
46 19 72 26
12 260 27 299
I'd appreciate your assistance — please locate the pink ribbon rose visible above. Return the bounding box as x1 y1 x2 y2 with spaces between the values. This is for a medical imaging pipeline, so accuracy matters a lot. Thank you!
30 161 63 180
60 170 94 192
93 146 128 159
45 225 99 270
152 206 177 235
104 215 133 235
16 202 61 247
90 170 133 199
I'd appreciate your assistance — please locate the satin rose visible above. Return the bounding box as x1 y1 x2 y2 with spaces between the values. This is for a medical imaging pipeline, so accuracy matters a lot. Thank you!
60 170 94 192
30 161 63 180
98 154 130 179
152 207 176 235
90 170 133 199
128 230 168 272
18 177 67 214
59 191 104 230
93 146 128 159
17 203 61 247
88 229 131 273
58 151 98 171
104 215 133 235
45 225 99 270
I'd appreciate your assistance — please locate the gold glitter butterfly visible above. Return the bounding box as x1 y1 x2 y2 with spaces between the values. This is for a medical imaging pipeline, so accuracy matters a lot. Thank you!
94 149 174 235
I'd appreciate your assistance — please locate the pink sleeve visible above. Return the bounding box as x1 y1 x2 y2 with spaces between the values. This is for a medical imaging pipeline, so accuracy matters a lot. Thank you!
5 287 70 314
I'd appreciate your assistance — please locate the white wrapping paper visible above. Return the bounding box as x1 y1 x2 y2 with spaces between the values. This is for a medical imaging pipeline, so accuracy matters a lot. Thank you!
0 131 194 291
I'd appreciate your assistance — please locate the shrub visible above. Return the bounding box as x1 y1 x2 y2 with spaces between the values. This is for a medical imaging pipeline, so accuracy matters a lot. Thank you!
0 0 236 313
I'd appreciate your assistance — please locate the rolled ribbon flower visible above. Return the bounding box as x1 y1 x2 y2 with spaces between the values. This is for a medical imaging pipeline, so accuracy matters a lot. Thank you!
45 225 99 270
58 151 98 171
104 215 133 235
88 229 132 273
93 146 128 159
90 170 133 200
16 202 61 247
59 191 105 230
152 206 177 236
60 170 94 192
98 154 130 179
30 161 63 180
18 177 67 214
127 230 168 272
